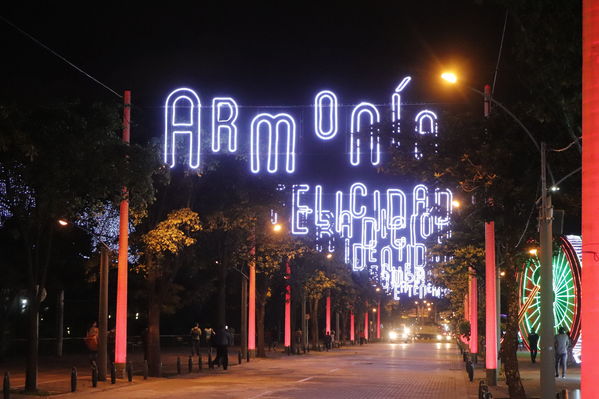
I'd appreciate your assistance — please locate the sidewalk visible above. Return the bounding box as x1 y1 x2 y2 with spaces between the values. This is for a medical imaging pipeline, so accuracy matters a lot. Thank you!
467 351 581 399
1 344 284 397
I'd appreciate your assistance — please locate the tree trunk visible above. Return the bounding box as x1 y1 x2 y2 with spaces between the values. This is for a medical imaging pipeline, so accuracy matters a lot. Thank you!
25 292 39 393
501 255 526 399
147 277 162 377
256 296 266 357
310 298 319 349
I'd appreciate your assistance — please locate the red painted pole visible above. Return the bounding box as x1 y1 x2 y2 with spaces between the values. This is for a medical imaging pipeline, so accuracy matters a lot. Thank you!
248 252 256 353
376 300 381 339
350 311 355 342
114 90 130 370
485 222 497 383
469 271 478 357
284 260 291 348
326 295 331 334
364 312 369 341
583 2 599 396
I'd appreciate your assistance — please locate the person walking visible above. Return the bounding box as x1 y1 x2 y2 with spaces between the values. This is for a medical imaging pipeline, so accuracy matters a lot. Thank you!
554 327 571 378
85 321 99 364
190 323 202 356
528 330 539 363
204 326 214 347
213 325 232 370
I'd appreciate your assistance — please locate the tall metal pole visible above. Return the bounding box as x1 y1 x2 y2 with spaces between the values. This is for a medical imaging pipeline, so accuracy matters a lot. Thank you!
376 300 381 339
248 252 256 356
241 275 248 360
284 259 291 349
325 295 331 333
582 2 599 397
302 294 308 349
539 142 555 399
485 221 498 385
364 311 369 341
98 247 109 381
350 310 355 342
115 90 130 375
469 270 478 361
56 290 64 358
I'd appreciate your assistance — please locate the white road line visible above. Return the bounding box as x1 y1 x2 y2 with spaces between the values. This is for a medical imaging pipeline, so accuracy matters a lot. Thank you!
329 368 340 373
297 376 314 382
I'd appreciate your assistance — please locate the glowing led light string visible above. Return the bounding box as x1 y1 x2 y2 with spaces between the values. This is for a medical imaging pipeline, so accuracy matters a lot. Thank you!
291 182 452 298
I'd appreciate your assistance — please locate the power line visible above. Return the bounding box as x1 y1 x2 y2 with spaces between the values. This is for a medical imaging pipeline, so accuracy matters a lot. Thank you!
0 15 122 99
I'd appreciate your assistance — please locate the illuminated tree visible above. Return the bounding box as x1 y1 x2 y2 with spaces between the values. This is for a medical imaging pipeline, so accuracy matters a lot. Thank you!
137 207 201 376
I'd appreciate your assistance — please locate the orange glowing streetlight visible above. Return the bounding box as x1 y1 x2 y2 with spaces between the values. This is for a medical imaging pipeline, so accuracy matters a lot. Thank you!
529 248 538 256
273 223 282 232
441 72 458 84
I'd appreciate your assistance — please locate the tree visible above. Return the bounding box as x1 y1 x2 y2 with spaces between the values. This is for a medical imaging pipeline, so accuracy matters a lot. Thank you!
137 208 201 376
0 101 161 392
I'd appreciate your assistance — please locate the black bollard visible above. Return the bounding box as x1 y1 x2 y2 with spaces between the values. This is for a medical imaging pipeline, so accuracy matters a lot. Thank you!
143 360 148 380
238 351 242 365
70 367 77 392
126 362 133 382
4 371 10 399
110 362 116 384
246 351 250 362
91 364 98 388
177 357 182 374
198 355 202 371
188 356 193 373
208 351 213 369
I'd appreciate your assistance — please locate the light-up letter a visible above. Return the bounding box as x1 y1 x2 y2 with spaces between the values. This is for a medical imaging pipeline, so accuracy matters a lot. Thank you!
164 88 201 168
211 97 239 153
250 113 297 174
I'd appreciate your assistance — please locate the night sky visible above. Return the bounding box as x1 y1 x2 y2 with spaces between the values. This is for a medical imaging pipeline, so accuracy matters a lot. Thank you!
1 2 506 111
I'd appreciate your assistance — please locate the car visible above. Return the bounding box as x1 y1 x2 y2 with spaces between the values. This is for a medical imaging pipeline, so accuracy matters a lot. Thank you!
388 326 413 343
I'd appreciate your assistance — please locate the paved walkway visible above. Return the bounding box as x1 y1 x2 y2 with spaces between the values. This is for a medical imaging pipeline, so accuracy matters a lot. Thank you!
3 342 473 399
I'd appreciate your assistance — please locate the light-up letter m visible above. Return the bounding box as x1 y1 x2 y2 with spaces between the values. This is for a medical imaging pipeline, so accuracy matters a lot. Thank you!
164 88 201 168
250 113 297 174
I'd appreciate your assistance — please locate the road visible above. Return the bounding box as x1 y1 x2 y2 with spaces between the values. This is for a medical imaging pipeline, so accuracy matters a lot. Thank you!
33 342 470 399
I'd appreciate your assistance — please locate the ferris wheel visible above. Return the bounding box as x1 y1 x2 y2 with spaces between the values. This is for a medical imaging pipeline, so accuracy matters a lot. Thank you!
518 235 582 349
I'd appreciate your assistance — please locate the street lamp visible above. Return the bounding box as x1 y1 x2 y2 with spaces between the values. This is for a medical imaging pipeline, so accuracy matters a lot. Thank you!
58 219 111 381
441 71 552 392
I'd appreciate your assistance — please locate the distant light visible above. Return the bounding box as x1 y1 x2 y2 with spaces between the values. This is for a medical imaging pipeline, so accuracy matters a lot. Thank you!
529 248 538 256
326 253 333 259
375 287 381 292
58 219 69 226
273 224 282 232
135 312 139 320
550 186 560 192
21 298 28 305
372 308 377 312
441 72 458 84
451 200 461 208
500 271 506 277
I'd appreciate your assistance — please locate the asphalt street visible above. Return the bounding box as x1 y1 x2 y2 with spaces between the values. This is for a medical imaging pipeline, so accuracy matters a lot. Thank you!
28 342 471 399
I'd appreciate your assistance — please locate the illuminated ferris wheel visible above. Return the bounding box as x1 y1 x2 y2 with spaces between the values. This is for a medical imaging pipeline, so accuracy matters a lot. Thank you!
518 235 582 349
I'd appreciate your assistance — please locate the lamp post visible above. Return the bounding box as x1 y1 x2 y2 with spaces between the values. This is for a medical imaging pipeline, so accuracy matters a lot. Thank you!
58 219 111 381
442 72 554 395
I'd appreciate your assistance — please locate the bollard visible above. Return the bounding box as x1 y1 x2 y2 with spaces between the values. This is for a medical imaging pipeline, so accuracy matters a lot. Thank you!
188 356 193 373
177 357 181 374
247 351 250 362
198 355 202 371
238 351 242 365
91 364 98 388
287 347 291 356
208 351 213 369
110 362 116 384
70 367 77 392
143 360 148 380
4 371 10 399
126 362 133 382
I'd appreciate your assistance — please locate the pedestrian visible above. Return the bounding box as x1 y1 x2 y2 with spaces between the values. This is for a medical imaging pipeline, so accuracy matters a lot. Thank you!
294 329 303 349
359 330 365 345
190 322 202 356
213 325 232 370
331 330 336 348
204 326 214 347
325 331 332 350
85 321 99 364
528 330 539 363
554 327 570 378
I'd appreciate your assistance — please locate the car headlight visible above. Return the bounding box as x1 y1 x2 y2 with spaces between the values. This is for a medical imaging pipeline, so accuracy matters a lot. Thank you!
437 334 443 340
445 335 451 340
389 331 398 340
